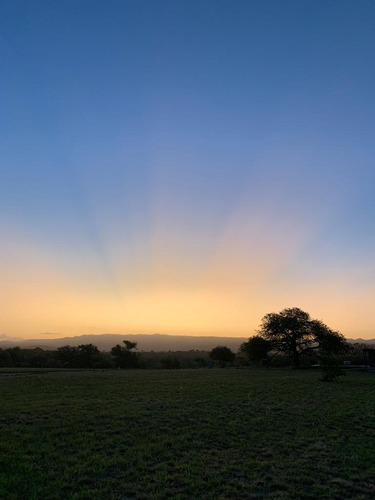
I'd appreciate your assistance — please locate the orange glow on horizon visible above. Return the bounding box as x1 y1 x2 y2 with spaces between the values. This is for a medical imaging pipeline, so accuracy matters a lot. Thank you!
1 224 374 340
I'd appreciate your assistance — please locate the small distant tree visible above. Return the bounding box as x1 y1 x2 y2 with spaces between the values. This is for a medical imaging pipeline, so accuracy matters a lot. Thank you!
76 344 100 368
209 346 235 368
111 340 140 369
241 336 272 364
0 349 13 367
57 345 79 367
7 347 24 367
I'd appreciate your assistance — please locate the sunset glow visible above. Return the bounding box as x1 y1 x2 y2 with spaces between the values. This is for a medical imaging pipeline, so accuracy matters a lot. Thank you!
1 1 375 340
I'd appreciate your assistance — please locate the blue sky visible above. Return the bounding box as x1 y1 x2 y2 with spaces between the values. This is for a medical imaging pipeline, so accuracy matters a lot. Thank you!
1 0 375 338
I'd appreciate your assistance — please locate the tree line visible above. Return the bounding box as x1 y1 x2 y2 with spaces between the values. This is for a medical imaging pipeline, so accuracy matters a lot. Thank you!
0 308 368 370
0 343 212 369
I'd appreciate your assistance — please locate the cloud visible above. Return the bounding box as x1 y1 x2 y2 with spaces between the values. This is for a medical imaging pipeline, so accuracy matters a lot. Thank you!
39 332 62 336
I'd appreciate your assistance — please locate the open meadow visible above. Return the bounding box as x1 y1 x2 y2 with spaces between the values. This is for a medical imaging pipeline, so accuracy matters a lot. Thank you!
1 368 374 499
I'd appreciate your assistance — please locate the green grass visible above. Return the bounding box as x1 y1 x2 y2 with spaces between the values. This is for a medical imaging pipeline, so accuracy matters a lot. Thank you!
1 369 374 499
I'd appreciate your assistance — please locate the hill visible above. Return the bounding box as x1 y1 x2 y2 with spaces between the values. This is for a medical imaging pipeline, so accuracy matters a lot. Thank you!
347 338 375 345
0 333 248 352
0 333 374 352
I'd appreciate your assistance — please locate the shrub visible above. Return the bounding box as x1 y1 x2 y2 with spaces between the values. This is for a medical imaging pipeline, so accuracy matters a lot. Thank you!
320 357 345 382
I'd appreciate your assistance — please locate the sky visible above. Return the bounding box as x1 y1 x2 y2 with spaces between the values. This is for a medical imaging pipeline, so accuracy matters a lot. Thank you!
1 0 375 340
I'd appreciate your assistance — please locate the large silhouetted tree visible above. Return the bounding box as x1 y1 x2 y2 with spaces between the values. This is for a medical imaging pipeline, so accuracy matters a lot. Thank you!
257 307 350 368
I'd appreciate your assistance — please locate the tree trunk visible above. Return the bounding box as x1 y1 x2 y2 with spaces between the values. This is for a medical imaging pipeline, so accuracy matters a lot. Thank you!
292 349 301 368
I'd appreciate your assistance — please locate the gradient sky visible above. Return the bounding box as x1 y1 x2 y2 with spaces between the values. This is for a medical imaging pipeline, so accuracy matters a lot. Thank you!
1 0 375 340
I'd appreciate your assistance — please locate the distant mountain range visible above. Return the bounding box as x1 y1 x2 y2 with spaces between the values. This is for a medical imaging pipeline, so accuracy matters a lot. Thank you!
0 333 374 352
347 338 375 346
0 333 248 352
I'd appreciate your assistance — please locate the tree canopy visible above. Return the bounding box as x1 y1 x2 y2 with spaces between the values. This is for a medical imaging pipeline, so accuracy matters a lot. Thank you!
56 344 101 368
209 346 235 367
240 336 272 363
256 307 350 367
111 340 140 369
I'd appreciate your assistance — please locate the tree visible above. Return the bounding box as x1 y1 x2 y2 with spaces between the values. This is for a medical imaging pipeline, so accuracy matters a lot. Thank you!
209 346 235 368
76 344 100 368
56 344 99 368
257 307 350 368
0 349 12 367
7 347 24 367
57 345 79 367
241 336 272 364
111 340 140 369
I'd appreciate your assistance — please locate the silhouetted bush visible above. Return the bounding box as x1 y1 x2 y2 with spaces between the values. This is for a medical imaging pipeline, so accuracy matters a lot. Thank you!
320 357 345 382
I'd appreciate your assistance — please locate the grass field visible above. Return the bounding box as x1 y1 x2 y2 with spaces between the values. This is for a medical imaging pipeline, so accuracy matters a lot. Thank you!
1 368 374 499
